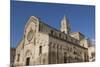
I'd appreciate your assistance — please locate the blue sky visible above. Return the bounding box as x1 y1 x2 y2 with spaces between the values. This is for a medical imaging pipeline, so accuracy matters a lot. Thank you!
11 1 95 48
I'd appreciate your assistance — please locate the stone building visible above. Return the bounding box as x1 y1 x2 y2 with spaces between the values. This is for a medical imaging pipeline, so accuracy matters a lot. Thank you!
88 45 95 62
10 48 16 66
14 16 90 66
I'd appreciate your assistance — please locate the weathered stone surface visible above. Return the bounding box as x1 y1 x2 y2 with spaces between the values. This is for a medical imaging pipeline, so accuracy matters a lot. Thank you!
14 16 92 66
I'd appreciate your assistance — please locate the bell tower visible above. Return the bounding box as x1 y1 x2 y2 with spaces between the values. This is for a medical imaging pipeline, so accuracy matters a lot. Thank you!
60 16 71 34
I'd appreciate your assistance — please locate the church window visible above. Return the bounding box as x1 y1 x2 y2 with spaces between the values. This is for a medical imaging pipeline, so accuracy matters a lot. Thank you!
17 54 20 62
39 46 42 55
64 52 67 63
74 50 78 55
59 33 61 38
51 30 54 35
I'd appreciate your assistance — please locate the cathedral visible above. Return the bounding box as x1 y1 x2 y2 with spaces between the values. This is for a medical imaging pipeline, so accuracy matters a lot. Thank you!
14 16 93 66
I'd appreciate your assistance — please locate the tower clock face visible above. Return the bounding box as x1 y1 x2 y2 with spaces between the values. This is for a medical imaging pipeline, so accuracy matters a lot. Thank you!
27 29 34 42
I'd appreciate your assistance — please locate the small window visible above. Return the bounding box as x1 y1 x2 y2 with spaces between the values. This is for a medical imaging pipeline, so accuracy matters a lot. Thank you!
17 54 20 62
64 52 67 63
59 33 61 38
74 50 77 55
39 46 42 55
51 30 53 35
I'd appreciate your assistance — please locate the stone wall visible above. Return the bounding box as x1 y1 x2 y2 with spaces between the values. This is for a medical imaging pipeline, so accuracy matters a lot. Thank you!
48 35 89 64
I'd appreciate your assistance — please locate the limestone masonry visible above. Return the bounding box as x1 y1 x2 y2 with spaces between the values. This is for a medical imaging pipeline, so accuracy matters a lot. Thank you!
14 16 95 66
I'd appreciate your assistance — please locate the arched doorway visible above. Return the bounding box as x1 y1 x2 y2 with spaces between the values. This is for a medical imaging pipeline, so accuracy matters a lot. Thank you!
25 50 32 66
26 57 30 66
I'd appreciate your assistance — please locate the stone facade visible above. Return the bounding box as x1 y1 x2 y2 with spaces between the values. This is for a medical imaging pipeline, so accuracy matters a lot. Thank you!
14 16 91 66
